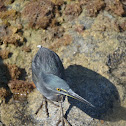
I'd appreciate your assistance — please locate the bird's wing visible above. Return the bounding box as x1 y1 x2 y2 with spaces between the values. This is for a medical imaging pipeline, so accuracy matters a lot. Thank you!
32 47 65 79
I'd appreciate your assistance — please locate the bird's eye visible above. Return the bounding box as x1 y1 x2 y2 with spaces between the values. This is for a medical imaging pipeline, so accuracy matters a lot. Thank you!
56 88 61 91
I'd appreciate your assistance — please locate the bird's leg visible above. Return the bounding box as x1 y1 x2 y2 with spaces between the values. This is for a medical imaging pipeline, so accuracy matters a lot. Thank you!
35 99 44 115
56 95 71 126
61 96 64 126
35 96 49 117
56 95 64 126
44 96 49 117
35 96 59 116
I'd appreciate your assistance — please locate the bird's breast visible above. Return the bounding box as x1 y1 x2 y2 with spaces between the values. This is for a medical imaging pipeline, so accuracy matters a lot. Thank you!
36 82 61 102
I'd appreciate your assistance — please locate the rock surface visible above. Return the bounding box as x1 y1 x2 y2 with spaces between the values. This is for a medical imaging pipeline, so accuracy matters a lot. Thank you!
0 0 126 126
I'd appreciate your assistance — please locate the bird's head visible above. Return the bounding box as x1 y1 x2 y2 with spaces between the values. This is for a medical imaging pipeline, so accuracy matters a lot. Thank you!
55 87 94 107
43 73 95 107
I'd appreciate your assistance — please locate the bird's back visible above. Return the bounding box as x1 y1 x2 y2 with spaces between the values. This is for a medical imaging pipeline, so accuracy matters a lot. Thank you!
32 46 65 87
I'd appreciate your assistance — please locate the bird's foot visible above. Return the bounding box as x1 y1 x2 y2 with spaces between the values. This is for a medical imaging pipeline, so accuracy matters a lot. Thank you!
56 116 71 126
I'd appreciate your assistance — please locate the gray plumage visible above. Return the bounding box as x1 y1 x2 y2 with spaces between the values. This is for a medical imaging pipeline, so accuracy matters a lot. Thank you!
32 46 65 79
32 46 94 106
32 46 65 101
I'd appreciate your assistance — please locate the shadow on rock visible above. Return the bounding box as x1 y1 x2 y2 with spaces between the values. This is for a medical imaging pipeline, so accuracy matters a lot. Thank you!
105 106 126 122
0 56 12 103
65 65 121 120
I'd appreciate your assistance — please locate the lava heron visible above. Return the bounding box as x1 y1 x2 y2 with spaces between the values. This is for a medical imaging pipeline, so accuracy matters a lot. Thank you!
32 45 94 126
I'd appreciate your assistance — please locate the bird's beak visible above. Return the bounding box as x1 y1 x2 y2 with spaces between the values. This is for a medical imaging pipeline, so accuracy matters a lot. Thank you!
65 89 95 107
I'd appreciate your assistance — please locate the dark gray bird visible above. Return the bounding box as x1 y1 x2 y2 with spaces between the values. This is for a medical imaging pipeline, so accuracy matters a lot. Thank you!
32 45 94 126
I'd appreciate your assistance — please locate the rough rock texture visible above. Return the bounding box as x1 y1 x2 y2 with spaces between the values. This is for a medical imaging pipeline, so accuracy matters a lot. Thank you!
105 0 125 16
0 24 24 46
0 0 6 12
64 3 82 21
8 80 35 101
22 0 55 29
85 0 105 17
0 87 9 101
0 9 18 20
0 0 126 126
0 50 10 59
49 34 73 51
7 64 21 80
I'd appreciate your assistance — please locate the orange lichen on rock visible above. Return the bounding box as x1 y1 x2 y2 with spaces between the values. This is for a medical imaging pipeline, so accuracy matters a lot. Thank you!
86 0 105 17
51 0 64 5
0 49 10 59
0 87 9 100
22 46 31 52
0 9 18 20
64 3 82 21
105 0 125 16
8 80 35 101
7 64 21 80
79 0 125 17
4 0 15 5
22 0 55 29
49 34 72 51
119 21 126 31
0 87 11 103
0 0 7 12
0 25 24 46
